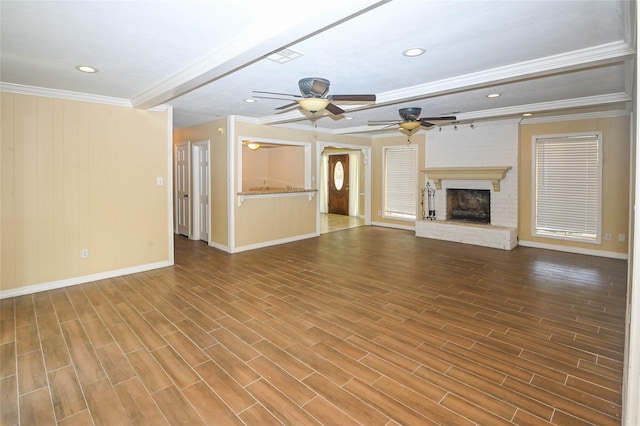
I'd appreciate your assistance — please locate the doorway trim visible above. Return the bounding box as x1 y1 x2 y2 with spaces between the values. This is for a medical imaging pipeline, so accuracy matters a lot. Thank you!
191 140 211 243
316 141 371 235
174 141 191 237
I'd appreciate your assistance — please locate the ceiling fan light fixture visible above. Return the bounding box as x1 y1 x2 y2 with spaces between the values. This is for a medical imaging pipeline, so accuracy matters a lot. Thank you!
399 121 421 131
297 97 330 112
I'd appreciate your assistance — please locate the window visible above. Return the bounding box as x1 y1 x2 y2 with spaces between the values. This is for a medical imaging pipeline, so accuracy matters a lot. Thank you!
383 145 418 220
532 132 602 243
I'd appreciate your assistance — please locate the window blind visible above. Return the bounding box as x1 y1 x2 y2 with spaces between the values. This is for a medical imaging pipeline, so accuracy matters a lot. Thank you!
534 134 601 242
384 145 417 220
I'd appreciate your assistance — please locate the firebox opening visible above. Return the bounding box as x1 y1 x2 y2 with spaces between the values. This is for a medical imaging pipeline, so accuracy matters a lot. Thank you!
446 189 490 224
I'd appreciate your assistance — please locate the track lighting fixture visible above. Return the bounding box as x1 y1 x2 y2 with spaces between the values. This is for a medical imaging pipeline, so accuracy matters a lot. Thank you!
454 125 458 131
470 123 475 129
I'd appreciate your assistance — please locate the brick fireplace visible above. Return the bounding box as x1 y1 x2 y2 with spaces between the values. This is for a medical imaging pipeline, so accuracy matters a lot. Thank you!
415 120 519 250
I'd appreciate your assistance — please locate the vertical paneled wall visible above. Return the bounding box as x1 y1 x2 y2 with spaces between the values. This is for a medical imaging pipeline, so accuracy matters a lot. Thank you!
1 92 171 293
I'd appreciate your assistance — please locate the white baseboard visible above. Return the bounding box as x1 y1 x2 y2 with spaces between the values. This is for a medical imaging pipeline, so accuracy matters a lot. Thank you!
0 260 173 299
208 241 230 253
233 232 318 253
371 221 415 231
518 240 628 259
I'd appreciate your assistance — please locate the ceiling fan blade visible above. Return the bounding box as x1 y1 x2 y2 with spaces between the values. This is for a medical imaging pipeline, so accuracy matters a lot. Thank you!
253 90 300 98
420 122 436 128
253 95 296 102
325 103 345 115
380 124 399 130
368 120 401 125
276 102 299 111
420 116 457 122
330 94 376 102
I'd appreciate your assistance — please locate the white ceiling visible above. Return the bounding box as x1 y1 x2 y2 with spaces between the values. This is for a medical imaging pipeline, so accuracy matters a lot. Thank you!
1 0 635 134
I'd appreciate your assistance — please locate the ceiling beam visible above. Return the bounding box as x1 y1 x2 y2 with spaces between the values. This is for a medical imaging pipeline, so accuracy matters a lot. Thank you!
131 0 391 110
373 41 635 107
257 41 635 127
331 92 632 135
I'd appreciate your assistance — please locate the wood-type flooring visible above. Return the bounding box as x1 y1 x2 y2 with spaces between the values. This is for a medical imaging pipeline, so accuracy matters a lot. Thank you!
0 226 628 425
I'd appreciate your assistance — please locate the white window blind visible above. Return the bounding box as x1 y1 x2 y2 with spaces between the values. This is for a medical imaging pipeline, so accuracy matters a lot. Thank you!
383 145 417 220
533 133 601 242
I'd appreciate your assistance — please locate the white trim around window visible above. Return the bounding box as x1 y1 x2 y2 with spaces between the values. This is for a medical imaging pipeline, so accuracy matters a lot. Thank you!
383 144 418 221
531 131 603 244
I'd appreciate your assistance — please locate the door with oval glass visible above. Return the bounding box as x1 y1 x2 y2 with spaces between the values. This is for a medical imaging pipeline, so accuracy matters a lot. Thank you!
328 154 349 215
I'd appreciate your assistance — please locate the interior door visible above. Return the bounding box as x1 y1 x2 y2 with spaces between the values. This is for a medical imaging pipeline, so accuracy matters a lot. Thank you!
196 143 209 242
328 154 349 215
175 141 190 236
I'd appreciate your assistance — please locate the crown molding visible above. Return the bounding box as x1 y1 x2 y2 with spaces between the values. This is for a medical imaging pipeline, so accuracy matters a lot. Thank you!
521 109 631 124
255 41 634 131
375 41 634 106
333 93 631 135
235 115 261 125
235 115 335 134
456 92 631 121
0 82 132 107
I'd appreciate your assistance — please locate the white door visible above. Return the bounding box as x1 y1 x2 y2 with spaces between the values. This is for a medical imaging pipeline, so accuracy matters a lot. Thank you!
175 141 190 236
195 142 209 242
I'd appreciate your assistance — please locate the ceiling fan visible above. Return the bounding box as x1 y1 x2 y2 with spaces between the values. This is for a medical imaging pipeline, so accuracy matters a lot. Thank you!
253 77 376 115
369 107 457 132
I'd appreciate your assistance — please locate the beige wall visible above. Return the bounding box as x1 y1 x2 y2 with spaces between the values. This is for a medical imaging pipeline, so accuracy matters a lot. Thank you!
233 120 370 249
519 115 630 255
173 117 229 248
234 121 318 248
1 92 171 293
242 144 305 189
371 133 425 228
242 145 269 188
267 145 305 189
235 195 317 248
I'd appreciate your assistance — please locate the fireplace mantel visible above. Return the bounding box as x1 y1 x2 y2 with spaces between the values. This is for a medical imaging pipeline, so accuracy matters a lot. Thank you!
422 166 512 191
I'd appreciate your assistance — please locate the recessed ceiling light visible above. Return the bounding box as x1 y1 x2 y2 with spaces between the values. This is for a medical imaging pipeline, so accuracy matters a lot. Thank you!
522 113 533 117
76 65 98 73
345 116 353 120
402 47 425 57
487 93 501 98
244 98 257 103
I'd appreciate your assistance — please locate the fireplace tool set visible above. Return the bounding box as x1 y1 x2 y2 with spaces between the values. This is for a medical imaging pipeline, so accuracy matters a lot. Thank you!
422 182 436 220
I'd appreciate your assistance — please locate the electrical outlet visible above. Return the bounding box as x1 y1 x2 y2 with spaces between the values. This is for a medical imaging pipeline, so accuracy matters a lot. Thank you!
81 249 89 259
605 233 611 241
618 233 626 242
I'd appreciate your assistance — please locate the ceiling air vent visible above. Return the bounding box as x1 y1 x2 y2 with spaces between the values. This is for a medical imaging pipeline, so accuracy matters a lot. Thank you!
267 48 303 64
